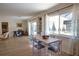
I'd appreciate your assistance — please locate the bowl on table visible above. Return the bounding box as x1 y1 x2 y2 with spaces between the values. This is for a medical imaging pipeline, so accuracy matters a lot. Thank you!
42 35 49 39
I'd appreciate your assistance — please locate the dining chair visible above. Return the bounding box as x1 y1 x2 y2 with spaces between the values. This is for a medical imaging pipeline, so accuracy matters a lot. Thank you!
48 40 62 56
32 38 46 56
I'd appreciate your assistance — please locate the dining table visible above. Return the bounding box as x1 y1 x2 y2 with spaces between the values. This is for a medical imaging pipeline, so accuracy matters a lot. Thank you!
33 35 62 55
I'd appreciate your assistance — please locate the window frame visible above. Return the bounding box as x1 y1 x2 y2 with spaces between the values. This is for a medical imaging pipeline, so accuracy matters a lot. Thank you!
46 6 76 37
59 12 73 36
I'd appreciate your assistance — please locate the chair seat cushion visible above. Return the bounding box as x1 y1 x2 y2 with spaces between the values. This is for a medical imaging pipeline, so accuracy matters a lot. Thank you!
34 44 45 49
48 45 59 53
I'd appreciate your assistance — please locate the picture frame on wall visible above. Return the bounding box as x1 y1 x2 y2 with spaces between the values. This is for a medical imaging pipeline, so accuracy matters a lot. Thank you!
17 23 22 27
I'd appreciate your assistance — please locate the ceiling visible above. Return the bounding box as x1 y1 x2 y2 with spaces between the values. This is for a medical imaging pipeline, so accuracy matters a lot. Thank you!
0 3 57 16
0 3 73 20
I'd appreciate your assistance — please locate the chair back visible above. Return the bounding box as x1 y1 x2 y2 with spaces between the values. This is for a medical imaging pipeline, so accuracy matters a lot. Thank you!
48 41 62 52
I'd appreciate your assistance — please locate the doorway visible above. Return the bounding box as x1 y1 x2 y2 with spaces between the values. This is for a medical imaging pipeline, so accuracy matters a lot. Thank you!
1 22 8 34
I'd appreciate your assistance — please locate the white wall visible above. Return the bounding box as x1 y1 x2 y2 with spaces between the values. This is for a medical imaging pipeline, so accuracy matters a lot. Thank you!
0 16 25 37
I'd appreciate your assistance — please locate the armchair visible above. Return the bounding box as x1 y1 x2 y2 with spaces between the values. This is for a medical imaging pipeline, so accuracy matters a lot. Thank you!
0 32 9 40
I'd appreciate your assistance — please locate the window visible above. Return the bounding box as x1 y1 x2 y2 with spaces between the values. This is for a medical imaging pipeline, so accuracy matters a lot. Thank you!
46 15 59 35
28 22 37 35
32 22 37 35
46 7 74 36
60 12 73 35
